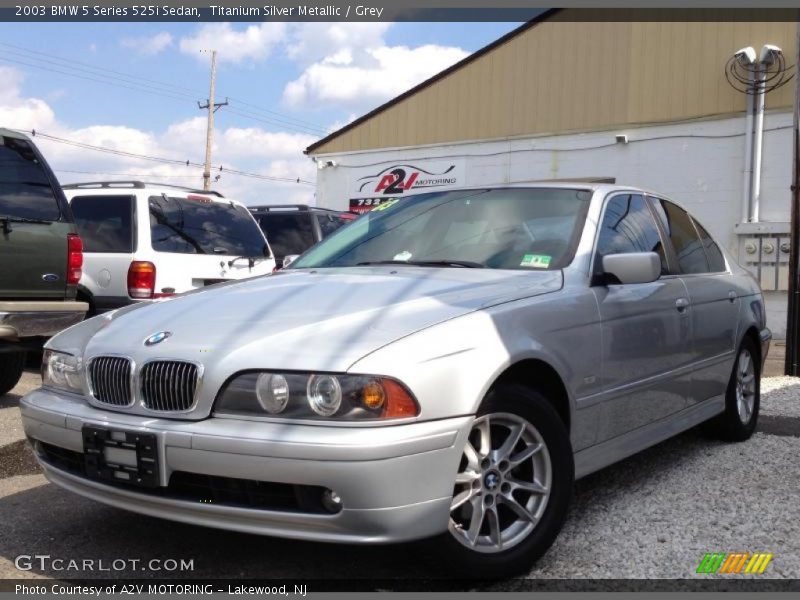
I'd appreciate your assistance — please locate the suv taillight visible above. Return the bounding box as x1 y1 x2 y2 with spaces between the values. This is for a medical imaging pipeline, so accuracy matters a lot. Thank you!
67 233 83 285
127 261 156 299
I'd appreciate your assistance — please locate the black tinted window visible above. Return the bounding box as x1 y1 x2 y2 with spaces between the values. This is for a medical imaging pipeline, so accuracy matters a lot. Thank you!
316 213 351 238
693 220 726 272
257 213 315 257
655 200 709 274
71 195 134 253
596 194 667 274
0 136 60 220
149 196 266 256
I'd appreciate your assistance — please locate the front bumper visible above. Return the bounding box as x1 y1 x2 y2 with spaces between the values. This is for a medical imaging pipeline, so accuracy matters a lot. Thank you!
0 301 87 338
21 388 471 544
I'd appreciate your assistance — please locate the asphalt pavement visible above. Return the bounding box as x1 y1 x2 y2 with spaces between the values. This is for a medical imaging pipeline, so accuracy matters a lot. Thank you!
1 369 798 586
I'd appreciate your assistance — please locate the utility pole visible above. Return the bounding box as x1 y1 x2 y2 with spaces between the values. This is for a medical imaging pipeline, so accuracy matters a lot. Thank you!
198 50 227 192
785 17 800 376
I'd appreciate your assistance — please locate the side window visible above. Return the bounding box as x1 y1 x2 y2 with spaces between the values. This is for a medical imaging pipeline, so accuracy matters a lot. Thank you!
0 136 61 221
653 200 709 274
316 213 350 238
693 220 727 273
595 194 667 275
70 195 135 253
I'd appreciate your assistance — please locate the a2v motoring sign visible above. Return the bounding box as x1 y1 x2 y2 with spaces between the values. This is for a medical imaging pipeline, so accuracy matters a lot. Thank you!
348 160 465 214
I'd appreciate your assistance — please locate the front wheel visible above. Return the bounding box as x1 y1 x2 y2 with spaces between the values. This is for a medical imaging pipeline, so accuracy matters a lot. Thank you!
703 338 760 441
426 384 574 579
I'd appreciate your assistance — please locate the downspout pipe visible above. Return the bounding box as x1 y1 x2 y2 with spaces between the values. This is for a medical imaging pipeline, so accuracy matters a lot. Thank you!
742 69 756 223
750 63 767 223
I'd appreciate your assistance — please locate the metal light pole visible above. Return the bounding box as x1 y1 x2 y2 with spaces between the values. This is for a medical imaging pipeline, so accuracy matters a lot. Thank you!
784 18 800 376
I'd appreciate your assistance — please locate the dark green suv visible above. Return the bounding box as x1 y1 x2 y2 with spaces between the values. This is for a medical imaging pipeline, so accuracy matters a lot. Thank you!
0 129 87 395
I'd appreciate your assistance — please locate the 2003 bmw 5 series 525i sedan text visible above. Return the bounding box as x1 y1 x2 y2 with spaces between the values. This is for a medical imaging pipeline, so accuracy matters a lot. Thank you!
21 184 770 578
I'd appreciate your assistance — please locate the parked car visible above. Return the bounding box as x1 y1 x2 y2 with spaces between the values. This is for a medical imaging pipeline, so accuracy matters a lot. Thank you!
21 184 769 578
249 204 356 268
62 181 275 315
0 129 87 395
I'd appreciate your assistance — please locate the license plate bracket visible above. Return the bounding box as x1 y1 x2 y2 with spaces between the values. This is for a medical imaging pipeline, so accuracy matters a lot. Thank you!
82 426 159 488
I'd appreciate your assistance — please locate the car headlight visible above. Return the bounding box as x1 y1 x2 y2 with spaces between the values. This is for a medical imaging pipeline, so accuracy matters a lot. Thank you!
215 372 419 421
41 349 84 394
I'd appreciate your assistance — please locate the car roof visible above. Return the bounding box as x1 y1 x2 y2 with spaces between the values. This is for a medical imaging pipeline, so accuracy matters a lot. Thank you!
61 180 225 197
0 128 33 141
61 181 250 206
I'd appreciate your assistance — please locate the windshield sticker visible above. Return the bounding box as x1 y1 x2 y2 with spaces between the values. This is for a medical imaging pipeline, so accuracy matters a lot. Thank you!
521 254 551 268
393 250 413 261
371 198 400 212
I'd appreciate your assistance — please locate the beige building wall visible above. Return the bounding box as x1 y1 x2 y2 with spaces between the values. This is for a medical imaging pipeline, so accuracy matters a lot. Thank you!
310 10 796 155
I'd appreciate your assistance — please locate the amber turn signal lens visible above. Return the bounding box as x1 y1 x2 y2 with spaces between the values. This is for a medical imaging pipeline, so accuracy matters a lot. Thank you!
381 379 420 419
362 380 386 410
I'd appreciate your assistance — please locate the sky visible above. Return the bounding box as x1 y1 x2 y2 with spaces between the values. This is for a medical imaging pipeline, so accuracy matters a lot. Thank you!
0 22 520 205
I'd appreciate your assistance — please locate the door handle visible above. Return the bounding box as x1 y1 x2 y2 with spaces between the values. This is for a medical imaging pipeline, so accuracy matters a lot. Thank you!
728 291 738 303
675 298 690 312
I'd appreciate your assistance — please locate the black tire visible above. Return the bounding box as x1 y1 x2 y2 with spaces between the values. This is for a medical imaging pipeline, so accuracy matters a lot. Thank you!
0 351 26 397
424 383 574 579
702 337 760 442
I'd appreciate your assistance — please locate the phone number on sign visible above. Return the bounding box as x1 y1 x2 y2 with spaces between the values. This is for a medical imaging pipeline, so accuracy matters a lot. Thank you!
15 5 201 17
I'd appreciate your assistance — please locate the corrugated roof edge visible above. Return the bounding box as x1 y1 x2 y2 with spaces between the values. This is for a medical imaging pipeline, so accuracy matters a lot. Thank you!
304 9 561 155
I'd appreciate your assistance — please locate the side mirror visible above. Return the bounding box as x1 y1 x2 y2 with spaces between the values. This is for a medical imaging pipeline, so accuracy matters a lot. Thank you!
602 252 660 285
282 254 300 268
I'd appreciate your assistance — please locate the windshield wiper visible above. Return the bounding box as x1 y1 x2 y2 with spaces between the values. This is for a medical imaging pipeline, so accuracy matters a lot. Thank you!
356 260 484 268
0 214 54 233
227 256 265 268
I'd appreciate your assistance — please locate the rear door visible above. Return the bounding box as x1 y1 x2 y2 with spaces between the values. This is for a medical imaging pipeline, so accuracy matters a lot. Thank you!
650 197 739 405
148 195 273 292
0 134 72 299
69 194 136 301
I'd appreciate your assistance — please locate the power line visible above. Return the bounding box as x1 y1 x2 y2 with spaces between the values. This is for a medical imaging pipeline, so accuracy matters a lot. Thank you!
20 130 315 186
56 169 202 178
0 42 327 135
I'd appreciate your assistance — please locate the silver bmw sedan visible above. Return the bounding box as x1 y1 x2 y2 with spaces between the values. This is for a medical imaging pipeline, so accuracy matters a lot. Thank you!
21 184 770 578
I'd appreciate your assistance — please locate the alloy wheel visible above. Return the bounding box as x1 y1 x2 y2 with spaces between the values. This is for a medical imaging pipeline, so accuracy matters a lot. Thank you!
736 348 756 425
448 412 552 554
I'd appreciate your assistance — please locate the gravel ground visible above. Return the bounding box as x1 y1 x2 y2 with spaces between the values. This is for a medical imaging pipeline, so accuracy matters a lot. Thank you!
0 371 37 448
0 372 798 585
761 376 800 418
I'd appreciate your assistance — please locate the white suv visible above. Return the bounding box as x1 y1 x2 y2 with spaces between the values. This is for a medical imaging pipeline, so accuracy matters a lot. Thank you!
63 181 275 315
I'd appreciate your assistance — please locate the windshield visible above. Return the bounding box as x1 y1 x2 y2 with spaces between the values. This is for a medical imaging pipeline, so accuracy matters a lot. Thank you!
149 196 267 257
291 188 591 270
257 212 315 258
0 136 61 221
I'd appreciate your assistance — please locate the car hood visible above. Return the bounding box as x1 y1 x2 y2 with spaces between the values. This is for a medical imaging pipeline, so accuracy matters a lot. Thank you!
79 267 562 374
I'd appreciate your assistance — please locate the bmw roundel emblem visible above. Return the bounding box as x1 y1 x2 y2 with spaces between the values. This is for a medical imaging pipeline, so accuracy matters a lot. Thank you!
144 331 172 347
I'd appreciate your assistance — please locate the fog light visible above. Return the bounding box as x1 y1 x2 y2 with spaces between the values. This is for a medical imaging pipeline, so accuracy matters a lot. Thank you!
321 489 342 513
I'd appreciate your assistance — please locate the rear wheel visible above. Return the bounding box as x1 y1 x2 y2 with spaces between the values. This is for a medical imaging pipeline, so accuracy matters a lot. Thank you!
426 384 573 579
0 351 26 397
703 338 760 441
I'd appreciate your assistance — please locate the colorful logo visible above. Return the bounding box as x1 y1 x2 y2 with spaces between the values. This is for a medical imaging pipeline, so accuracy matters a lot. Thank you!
356 164 458 196
696 552 773 574
144 331 172 347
